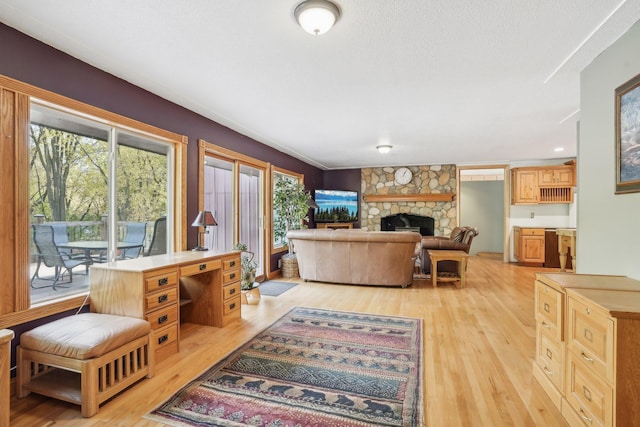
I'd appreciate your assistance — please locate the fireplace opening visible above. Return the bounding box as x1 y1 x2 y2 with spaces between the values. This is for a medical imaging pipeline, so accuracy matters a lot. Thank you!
381 213 434 236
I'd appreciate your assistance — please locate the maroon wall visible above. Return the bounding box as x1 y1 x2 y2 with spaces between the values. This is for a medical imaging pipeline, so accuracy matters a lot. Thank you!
0 23 324 254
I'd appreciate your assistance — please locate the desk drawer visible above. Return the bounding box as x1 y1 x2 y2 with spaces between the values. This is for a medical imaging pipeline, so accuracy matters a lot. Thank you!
535 281 563 340
223 282 241 301
145 287 178 312
223 295 241 316
153 323 178 350
222 256 240 271
180 259 221 276
567 297 614 382
536 325 564 392
146 304 178 330
223 269 240 285
145 269 178 293
566 350 613 427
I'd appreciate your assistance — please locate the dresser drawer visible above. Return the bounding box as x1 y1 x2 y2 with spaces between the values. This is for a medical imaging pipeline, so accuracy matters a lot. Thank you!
222 256 240 271
223 281 241 301
535 281 563 340
566 350 613 427
145 268 178 293
223 269 240 285
145 304 178 330
223 295 241 316
145 287 178 312
567 297 614 382
536 325 564 392
180 259 221 276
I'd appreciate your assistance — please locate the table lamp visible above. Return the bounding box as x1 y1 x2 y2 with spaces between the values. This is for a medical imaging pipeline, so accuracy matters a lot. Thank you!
192 210 217 251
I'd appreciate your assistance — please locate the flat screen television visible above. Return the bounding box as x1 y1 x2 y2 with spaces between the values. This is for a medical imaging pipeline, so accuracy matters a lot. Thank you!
314 189 359 222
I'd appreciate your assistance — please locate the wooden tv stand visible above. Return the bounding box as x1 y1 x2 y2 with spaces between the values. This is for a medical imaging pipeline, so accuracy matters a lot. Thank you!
89 250 241 362
317 222 353 229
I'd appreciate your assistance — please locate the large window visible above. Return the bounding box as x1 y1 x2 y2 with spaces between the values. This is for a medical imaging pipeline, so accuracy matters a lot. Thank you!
271 167 303 252
0 75 186 326
29 102 174 304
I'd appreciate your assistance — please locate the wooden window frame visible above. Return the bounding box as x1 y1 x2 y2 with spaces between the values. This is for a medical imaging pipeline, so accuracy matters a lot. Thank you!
0 74 187 329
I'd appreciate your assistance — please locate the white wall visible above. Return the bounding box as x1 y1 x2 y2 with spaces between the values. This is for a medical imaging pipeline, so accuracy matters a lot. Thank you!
460 180 504 255
579 20 640 279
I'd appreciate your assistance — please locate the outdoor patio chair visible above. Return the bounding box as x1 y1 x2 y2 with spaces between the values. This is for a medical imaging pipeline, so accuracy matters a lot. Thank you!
145 216 167 256
49 222 85 261
31 224 92 290
120 222 147 259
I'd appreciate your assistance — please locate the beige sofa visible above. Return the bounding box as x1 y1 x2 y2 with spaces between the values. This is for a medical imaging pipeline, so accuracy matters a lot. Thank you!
286 229 421 287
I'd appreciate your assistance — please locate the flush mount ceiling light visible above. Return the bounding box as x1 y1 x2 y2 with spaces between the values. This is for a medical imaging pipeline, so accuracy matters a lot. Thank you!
376 145 393 154
294 0 341 36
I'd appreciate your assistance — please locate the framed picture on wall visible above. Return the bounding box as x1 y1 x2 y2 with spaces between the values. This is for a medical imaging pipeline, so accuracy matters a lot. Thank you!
615 72 640 194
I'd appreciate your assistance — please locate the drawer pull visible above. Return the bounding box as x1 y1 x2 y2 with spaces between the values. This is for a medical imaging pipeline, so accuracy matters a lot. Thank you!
199 263 207 271
582 386 592 402
543 302 550 313
583 329 593 342
229 302 236 310
545 348 553 360
158 294 168 304
230 260 236 267
230 288 236 295
158 334 169 345
230 273 236 280
585 307 590 314
580 352 594 363
158 314 169 324
579 407 593 424
541 321 550 329
543 366 553 376
158 277 169 286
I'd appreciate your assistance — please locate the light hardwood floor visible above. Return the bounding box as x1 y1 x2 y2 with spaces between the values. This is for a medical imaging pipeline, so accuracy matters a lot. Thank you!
10 255 568 426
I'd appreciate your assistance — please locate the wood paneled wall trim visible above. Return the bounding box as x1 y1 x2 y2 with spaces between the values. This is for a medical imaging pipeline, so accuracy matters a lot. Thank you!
0 75 187 145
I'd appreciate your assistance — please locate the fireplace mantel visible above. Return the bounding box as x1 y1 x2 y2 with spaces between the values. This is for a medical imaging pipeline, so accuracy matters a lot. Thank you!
363 193 456 203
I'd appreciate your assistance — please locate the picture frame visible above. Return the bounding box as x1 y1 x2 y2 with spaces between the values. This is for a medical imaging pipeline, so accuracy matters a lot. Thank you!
615 72 640 194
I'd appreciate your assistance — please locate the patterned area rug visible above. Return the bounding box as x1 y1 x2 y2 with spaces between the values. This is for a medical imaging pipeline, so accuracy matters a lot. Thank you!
146 307 423 426
257 281 297 297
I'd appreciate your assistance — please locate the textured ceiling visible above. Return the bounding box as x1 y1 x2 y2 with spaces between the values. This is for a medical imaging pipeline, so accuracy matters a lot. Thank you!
1 1 639 169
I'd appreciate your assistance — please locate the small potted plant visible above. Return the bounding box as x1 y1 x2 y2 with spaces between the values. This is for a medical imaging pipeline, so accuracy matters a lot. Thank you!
233 242 257 290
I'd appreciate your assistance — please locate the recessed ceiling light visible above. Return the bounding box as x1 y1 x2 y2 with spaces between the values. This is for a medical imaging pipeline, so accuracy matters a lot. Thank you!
554 147 565 152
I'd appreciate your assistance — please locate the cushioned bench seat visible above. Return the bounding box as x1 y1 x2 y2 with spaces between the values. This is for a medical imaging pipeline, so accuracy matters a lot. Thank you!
17 313 154 417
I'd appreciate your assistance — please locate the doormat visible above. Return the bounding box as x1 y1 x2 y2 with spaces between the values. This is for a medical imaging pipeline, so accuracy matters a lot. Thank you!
256 280 297 297
146 306 424 426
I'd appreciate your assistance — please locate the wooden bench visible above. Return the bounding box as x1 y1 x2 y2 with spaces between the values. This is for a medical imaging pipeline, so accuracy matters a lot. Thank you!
17 313 154 417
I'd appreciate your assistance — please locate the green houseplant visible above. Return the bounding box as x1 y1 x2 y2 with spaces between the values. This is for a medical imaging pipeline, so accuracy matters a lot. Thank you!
273 178 312 256
233 242 257 290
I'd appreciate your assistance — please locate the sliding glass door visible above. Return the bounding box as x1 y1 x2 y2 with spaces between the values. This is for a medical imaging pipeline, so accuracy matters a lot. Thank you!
202 149 266 280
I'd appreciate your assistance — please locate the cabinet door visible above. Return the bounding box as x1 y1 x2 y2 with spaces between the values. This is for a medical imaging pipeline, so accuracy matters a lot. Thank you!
539 167 575 187
513 228 521 260
512 169 538 204
523 236 545 263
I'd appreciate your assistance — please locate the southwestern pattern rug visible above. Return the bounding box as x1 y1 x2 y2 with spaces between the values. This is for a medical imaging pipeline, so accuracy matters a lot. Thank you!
146 307 423 426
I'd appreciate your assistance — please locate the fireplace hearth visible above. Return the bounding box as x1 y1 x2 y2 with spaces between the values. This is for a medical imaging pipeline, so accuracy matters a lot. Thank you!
381 213 434 236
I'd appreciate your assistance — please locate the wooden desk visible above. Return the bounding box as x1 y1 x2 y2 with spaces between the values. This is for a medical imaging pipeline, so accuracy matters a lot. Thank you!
1 329 13 427
428 249 469 288
555 228 576 272
90 250 241 362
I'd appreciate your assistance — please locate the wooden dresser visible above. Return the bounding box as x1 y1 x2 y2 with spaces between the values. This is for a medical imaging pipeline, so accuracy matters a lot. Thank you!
90 250 241 363
534 273 640 427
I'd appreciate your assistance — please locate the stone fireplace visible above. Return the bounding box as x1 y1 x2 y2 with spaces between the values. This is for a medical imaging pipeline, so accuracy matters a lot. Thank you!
361 165 457 236
381 213 434 236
